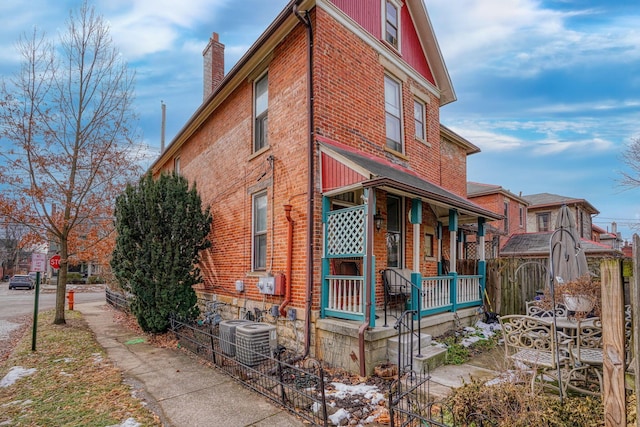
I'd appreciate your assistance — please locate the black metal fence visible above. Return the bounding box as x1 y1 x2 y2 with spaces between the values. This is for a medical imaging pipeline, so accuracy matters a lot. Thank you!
105 287 130 312
169 316 328 426
105 291 477 426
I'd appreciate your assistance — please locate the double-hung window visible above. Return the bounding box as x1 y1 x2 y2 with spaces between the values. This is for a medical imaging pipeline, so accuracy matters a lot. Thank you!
254 73 269 152
384 0 399 49
252 192 267 270
414 100 425 141
385 75 402 152
537 212 550 232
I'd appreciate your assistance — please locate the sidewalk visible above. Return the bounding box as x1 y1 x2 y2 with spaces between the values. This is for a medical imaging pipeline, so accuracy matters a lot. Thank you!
76 301 304 427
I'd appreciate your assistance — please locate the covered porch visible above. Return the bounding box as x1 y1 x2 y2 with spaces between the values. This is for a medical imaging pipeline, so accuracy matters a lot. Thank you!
316 138 501 374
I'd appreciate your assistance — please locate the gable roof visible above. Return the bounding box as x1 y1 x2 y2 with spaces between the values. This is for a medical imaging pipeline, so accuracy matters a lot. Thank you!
319 136 501 224
522 193 599 214
152 0 457 173
500 232 620 257
467 182 530 205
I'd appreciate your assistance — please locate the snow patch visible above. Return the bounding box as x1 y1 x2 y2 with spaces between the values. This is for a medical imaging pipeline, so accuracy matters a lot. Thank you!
106 418 141 427
0 366 37 388
328 407 350 425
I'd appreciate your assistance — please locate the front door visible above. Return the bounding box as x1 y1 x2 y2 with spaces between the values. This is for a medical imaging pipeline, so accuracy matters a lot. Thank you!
386 195 403 268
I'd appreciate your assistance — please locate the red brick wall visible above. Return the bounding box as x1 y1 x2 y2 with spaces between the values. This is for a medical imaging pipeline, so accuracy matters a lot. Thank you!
154 5 469 314
156 21 313 311
313 8 445 188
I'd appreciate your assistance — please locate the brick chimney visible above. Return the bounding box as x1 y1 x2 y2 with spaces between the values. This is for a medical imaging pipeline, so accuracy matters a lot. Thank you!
203 32 225 100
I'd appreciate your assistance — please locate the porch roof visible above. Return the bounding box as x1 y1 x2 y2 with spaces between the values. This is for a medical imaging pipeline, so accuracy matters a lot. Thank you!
319 137 501 224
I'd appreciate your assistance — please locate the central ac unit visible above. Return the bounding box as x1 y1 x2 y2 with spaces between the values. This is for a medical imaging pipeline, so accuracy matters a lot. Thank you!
219 319 253 357
235 323 277 366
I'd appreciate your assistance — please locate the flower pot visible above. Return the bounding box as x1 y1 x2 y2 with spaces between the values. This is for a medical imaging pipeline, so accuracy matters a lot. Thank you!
563 295 594 313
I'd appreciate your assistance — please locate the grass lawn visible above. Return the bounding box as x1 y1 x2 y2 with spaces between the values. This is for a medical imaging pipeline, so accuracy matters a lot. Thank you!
0 310 161 427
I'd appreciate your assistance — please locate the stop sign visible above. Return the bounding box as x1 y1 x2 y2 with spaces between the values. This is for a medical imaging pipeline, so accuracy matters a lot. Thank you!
49 254 61 269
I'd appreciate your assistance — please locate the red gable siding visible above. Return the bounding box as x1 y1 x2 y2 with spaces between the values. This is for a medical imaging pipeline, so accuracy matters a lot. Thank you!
328 0 435 85
321 152 366 191
400 5 434 83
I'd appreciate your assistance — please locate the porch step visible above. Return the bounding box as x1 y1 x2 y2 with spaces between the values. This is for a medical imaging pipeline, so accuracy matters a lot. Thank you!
387 332 433 354
387 333 448 374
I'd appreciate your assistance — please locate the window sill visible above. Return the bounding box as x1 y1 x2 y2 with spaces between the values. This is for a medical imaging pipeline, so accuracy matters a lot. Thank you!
384 146 408 161
415 138 431 148
249 146 271 161
246 270 268 278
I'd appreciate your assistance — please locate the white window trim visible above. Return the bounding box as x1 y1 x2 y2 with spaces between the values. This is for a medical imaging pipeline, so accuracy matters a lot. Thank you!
384 74 404 154
253 71 269 153
382 0 402 51
252 192 268 271
413 98 426 143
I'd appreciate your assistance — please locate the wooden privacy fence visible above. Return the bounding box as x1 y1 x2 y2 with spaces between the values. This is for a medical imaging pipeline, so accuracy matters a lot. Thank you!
483 256 628 316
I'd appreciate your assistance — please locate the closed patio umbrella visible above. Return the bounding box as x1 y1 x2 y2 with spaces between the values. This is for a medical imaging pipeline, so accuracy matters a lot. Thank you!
549 204 589 286
548 204 590 403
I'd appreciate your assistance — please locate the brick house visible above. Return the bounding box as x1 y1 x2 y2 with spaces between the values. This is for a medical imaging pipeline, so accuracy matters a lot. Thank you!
151 0 499 375
466 182 529 256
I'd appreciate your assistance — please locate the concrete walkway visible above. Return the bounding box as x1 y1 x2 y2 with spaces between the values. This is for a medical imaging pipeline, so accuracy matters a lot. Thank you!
76 301 304 427
77 300 502 426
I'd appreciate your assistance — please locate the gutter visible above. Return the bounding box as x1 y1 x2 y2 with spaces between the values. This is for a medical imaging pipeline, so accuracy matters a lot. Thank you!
293 2 315 358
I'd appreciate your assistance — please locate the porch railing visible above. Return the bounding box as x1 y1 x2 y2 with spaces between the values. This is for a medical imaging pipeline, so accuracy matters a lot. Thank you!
412 273 482 318
320 272 482 324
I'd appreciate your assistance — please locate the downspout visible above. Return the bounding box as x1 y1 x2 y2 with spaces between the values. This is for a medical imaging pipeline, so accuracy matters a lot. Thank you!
359 188 375 377
279 204 294 316
293 3 314 357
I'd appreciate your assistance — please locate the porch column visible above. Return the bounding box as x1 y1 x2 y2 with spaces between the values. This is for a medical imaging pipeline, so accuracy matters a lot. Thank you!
436 222 443 275
478 217 486 295
410 199 422 272
449 210 458 273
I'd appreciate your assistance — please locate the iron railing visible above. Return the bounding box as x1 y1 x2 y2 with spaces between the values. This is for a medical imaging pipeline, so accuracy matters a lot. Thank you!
105 288 130 312
169 317 328 426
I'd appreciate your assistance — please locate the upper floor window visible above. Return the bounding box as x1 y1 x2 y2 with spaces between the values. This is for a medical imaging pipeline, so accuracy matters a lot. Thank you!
519 206 524 227
503 201 509 232
252 192 267 270
384 0 400 49
414 99 426 141
174 156 180 175
384 75 402 152
537 212 550 232
254 73 269 152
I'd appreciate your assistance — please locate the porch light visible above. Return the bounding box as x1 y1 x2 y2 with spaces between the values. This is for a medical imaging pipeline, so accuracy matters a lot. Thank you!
374 211 384 231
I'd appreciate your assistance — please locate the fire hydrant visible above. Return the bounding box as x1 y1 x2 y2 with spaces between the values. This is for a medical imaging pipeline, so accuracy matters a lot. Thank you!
67 289 75 311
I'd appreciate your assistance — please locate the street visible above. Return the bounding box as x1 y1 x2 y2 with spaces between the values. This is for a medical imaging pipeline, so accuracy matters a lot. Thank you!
0 281 106 320
0 280 107 362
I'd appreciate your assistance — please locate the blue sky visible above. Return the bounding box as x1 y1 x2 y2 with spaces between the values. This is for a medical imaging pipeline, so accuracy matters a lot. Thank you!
1 0 639 241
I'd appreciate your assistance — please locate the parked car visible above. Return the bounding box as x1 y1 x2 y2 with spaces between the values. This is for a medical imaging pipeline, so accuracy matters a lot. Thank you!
9 275 34 290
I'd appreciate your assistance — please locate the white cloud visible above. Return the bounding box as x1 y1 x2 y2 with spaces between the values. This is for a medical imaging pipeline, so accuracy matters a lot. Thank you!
101 0 229 58
428 0 640 78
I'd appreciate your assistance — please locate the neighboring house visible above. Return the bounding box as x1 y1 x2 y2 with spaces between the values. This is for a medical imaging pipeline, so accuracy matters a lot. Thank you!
501 192 622 259
151 0 499 375
523 193 598 239
466 182 529 256
592 222 623 251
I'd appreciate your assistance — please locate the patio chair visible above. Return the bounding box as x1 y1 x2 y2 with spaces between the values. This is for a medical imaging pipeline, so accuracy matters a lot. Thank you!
380 268 412 327
499 315 572 394
525 300 567 319
567 319 603 396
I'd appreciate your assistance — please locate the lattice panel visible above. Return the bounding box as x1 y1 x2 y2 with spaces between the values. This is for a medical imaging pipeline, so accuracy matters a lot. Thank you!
326 206 366 256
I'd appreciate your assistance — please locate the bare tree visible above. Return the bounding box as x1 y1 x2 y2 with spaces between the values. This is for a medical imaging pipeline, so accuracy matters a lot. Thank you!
621 137 640 188
0 2 143 324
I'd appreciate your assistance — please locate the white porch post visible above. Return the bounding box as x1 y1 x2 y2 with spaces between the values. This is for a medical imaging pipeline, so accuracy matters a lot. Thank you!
449 209 458 273
437 222 443 275
410 199 422 272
